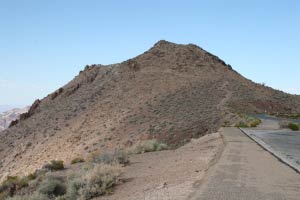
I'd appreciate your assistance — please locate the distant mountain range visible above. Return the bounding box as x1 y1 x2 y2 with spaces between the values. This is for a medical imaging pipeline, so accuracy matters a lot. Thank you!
0 105 16 113
0 107 29 132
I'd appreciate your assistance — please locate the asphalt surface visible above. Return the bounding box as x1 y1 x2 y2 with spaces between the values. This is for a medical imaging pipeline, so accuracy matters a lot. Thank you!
242 129 300 171
188 127 300 200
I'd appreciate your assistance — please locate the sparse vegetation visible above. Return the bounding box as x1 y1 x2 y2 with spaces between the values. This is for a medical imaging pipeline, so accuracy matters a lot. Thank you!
38 176 66 197
249 118 262 127
0 174 37 199
71 157 85 164
75 164 122 199
235 122 249 128
1 162 123 200
131 140 168 154
43 160 64 171
92 149 129 166
276 113 300 119
288 123 299 131
235 114 262 128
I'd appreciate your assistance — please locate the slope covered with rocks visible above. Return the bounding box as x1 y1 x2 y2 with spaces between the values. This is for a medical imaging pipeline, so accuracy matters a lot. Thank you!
1 40 300 180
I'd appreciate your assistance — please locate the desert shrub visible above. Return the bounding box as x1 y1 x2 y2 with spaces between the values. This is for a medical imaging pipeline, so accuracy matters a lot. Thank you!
43 160 64 171
71 158 85 164
132 140 168 154
0 173 38 199
38 176 66 198
78 164 122 199
92 149 129 165
235 122 249 128
249 119 262 127
0 176 19 193
0 174 36 197
288 123 299 131
65 178 85 200
112 150 129 165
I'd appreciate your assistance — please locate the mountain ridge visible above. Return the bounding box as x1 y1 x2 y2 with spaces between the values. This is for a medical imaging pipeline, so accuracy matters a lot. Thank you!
1 40 300 180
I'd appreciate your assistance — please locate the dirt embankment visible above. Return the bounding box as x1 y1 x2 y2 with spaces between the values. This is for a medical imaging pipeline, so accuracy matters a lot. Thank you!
98 132 223 200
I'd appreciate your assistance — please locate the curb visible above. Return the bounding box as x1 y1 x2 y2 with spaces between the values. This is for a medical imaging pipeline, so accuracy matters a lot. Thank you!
239 128 300 174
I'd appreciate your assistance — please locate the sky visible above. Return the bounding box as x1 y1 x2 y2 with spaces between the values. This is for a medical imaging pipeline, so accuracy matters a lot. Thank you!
0 0 299 107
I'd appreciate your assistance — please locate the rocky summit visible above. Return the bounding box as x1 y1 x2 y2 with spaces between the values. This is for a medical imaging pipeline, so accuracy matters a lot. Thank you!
1 40 300 180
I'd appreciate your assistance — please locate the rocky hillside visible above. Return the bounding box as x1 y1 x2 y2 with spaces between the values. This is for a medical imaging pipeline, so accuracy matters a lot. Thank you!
0 107 29 132
1 40 300 180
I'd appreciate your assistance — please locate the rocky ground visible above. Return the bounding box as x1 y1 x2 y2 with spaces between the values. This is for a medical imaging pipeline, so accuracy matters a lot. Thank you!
1 40 300 182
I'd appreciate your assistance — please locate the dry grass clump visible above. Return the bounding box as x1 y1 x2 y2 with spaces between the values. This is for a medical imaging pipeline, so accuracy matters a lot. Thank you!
71 157 85 165
43 160 64 171
91 149 129 165
235 115 261 128
130 140 168 154
74 164 123 199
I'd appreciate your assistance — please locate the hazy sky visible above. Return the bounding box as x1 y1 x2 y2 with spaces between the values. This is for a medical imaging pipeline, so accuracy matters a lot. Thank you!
0 0 299 106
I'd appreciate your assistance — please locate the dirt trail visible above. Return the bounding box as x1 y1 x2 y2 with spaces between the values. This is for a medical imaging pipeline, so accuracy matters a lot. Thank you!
217 81 232 110
98 132 223 200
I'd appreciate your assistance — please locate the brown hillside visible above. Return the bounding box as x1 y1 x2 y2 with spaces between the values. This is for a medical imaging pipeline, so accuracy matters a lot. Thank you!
1 40 300 180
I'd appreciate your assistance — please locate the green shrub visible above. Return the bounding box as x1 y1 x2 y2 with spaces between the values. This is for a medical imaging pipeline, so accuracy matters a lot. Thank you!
38 176 66 197
250 119 262 127
71 157 85 164
288 123 299 131
235 122 249 128
132 140 168 154
44 160 64 171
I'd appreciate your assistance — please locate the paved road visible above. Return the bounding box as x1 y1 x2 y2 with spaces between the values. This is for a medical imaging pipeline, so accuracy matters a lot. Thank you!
188 127 300 200
242 129 300 171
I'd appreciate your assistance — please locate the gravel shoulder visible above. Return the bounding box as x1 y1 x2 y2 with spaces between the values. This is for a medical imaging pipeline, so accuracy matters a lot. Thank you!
98 132 223 200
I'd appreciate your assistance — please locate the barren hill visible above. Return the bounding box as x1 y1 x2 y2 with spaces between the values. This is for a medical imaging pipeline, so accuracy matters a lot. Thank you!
0 107 29 132
1 40 300 180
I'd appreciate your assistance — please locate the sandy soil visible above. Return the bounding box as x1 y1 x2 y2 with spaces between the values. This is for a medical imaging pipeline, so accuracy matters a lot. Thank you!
98 132 223 200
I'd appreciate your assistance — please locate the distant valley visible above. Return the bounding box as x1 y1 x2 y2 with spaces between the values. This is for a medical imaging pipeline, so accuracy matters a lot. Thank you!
0 107 29 132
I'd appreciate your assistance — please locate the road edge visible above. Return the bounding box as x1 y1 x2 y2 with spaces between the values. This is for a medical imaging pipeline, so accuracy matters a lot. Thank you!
239 128 300 174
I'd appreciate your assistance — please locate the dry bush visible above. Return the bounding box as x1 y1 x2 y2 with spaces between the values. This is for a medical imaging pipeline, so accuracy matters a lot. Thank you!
91 149 129 165
43 160 64 171
130 140 168 154
66 164 122 200
38 176 66 198
71 157 85 164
